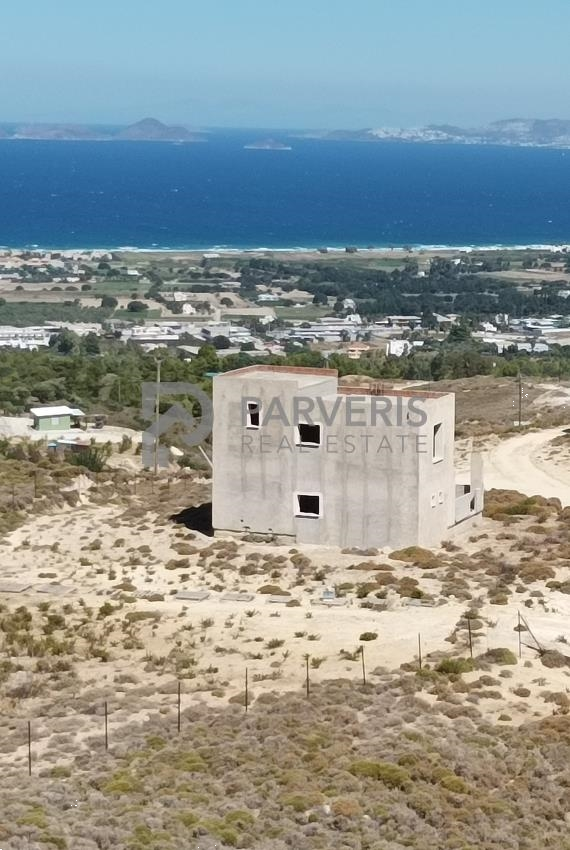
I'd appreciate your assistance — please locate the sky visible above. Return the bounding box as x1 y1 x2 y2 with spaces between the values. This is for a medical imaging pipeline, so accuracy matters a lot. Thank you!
2 0 569 129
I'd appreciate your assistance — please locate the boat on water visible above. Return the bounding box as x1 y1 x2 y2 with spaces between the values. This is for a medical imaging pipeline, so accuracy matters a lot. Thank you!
244 138 292 150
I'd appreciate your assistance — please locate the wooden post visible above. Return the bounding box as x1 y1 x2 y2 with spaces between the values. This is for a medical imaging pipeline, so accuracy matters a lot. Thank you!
518 611 522 659
245 668 249 713
360 645 366 686
104 701 108 751
467 618 473 659
27 721 32 776
12 484 16 510
418 633 422 670
305 655 310 698
34 471 38 499
177 681 181 733
153 359 161 477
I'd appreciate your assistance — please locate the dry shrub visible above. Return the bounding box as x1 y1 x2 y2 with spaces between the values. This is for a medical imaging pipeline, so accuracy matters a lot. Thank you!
540 649 570 669
517 562 555 583
389 546 438 567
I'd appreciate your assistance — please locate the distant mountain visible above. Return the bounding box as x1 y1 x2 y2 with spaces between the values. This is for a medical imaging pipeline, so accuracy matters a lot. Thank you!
115 118 205 142
13 124 104 140
313 118 570 148
0 118 207 143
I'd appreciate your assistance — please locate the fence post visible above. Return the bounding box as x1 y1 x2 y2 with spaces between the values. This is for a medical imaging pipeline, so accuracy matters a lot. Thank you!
245 668 249 713
468 618 473 659
360 645 366 686
28 721 32 776
104 701 108 751
418 633 422 670
177 681 181 733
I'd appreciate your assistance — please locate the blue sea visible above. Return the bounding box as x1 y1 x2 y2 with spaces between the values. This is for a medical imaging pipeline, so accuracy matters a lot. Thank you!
0 130 569 250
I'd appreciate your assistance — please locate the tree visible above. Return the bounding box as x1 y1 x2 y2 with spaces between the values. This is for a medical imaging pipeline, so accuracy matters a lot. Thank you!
49 329 79 355
81 332 101 356
212 335 231 350
447 320 472 344
101 295 118 309
126 300 148 313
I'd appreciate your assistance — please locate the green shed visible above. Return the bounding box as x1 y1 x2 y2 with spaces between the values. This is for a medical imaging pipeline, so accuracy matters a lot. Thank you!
30 406 85 432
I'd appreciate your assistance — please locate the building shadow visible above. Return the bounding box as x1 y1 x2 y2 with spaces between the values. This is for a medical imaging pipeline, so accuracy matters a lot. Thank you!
170 502 213 536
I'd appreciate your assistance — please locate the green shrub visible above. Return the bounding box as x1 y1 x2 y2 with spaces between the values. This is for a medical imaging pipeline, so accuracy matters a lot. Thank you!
436 658 475 675
349 760 410 789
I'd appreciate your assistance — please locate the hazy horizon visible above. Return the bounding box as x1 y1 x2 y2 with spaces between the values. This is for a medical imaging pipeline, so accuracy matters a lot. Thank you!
2 0 569 130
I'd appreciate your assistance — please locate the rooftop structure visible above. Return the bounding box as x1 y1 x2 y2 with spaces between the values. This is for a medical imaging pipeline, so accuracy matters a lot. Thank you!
212 366 483 550
30 406 85 431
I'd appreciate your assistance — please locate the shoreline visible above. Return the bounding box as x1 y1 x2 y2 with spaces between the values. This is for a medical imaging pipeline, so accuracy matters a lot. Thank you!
1 242 569 256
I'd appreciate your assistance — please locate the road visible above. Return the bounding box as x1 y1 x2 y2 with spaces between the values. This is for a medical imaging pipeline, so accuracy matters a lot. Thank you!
482 427 570 506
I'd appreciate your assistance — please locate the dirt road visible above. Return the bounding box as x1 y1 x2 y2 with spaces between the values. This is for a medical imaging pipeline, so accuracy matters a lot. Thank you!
483 427 570 505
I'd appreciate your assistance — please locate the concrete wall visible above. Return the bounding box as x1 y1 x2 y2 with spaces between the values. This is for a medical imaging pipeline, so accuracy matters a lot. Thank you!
416 394 456 546
212 368 461 550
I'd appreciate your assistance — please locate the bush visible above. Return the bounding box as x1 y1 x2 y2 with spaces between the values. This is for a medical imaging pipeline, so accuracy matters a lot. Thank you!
359 632 378 642
389 546 438 566
435 657 475 675
257 585 290 596
481 647 518 665
349 760 411 789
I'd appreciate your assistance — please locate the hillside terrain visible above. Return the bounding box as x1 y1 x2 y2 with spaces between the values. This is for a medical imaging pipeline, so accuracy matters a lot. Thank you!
315 117 570 147
0 119 206 143
1 425 570 847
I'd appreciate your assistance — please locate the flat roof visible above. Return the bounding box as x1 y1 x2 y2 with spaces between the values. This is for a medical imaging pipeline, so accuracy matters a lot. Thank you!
215 365 338 387
30 405 85 417
215 366 451 398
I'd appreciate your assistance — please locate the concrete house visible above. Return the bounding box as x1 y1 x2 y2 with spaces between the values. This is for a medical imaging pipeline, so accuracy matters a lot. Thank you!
30 405 85 431
212 366 483 550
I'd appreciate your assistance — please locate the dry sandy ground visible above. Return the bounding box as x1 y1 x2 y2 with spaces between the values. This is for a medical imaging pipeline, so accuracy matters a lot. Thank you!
1 491 570 744
0 416 141 445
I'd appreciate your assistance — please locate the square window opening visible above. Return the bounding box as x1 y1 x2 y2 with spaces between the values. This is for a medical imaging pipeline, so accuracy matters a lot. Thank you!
296 494 321 517
246 401 260 429
297 423 321 446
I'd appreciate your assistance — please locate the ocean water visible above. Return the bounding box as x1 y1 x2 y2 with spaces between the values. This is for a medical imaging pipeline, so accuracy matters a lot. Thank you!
0 131 569 250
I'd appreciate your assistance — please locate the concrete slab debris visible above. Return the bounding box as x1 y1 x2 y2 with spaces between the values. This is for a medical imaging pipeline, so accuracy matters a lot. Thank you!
0 581 32 594
176 590 210 601
222 592 254 602
36 584 71 596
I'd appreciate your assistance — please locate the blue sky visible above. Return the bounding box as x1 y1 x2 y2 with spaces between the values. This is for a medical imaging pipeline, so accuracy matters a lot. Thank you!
2 0 569 128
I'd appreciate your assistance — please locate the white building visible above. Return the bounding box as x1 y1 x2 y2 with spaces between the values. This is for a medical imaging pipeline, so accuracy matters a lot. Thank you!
212 365 483 550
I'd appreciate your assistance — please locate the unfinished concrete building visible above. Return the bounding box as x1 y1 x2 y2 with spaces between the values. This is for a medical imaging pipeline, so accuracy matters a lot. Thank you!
212 365 483 549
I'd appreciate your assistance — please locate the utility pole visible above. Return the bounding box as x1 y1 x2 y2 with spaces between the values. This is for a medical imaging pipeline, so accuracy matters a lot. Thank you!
153 359 161 477
518 370 522 430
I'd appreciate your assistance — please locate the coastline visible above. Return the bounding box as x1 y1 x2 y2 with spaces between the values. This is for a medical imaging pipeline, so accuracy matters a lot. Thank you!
1 242 569 256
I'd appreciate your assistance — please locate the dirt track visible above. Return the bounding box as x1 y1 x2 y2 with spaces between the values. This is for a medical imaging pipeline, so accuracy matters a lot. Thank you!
483 427 570 505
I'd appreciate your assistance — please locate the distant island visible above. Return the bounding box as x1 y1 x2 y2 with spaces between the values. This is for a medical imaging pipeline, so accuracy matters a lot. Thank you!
4 117 570 148
244 138 292 150
0 118 208 143
303 118 570 149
